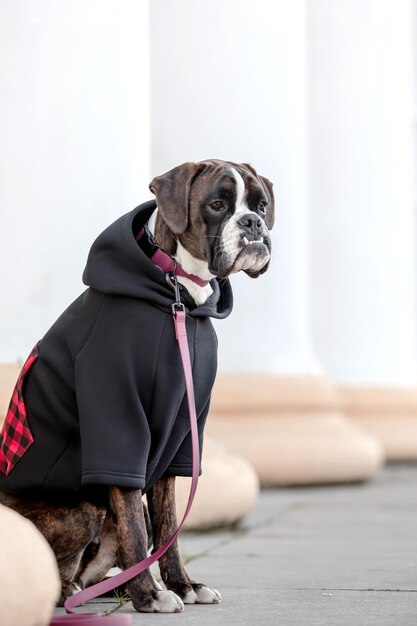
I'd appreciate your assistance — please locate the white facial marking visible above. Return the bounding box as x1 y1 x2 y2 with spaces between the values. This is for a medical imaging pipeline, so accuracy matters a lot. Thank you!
219 168 270 275
220 168 249 251
232 167 247 212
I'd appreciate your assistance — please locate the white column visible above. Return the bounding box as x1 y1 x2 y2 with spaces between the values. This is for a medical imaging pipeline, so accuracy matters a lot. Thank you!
308 0 417 386
150 0 383 484
308 0 417 460
0 0 151 362
150 0 321 375
0 0 259 529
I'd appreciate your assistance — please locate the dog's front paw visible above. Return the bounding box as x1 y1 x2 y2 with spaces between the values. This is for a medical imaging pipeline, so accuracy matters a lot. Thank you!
57 581 82 606
183 584 221 604
133 589 184 613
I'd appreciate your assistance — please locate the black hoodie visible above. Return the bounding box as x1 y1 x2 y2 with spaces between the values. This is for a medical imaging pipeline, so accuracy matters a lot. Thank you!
0 201 233 500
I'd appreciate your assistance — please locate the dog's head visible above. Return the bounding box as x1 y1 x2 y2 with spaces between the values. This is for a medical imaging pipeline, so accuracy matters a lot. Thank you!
149 159 274 279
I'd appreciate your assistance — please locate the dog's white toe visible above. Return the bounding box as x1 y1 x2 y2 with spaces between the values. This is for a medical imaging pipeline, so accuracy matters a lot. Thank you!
183 588 199 604
152 590 184 612
195 585 222 604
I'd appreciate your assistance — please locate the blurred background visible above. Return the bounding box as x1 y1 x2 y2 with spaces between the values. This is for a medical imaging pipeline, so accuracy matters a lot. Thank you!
1 0 417 503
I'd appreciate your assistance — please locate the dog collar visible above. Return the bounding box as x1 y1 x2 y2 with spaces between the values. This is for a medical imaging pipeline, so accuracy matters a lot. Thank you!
136 226 211 288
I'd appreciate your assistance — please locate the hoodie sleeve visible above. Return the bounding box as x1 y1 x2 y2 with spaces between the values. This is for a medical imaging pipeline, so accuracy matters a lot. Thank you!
74 297 161 490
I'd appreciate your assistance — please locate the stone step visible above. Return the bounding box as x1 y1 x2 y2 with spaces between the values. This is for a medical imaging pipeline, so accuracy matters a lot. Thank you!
208 374 385 485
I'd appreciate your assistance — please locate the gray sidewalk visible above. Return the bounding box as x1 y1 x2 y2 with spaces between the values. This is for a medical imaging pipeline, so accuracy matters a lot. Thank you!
54 465 417 625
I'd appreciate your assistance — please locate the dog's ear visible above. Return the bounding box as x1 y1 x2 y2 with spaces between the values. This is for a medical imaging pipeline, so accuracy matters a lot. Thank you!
260 176 275 230
149 162 204 235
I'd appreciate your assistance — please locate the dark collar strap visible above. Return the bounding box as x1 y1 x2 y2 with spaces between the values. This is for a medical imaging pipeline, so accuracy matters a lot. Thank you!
136 226 211 288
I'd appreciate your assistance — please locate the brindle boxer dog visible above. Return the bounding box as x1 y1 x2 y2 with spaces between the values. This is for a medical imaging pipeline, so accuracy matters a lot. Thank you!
0 160 274 613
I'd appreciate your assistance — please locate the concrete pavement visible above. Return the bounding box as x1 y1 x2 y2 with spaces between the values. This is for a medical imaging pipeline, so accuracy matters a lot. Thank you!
53 465 417 625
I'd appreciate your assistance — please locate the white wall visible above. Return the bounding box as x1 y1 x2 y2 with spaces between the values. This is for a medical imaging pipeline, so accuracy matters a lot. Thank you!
0 0 151 362
150 0 321 374
1 0 416 386
308 0 417 385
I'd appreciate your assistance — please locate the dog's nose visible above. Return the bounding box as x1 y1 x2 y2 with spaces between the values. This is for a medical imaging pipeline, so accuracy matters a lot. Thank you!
237 212 263 236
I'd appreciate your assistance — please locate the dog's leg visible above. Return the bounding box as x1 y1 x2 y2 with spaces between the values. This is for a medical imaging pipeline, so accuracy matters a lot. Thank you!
0 491 106 605
77 508 158 598
109 485 184 613
42 502 107 605
76 512 118 589
147 476 221 604
79 503 155 596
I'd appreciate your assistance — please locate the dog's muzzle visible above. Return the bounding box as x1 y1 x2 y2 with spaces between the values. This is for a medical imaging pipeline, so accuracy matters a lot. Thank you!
212 216 271 278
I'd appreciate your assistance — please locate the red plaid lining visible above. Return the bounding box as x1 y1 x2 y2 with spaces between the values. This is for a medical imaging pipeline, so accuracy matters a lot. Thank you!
0 343 39 476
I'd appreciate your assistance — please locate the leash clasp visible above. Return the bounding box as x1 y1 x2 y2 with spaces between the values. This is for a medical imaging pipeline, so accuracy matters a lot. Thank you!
166 266 185 315
172 301 186 316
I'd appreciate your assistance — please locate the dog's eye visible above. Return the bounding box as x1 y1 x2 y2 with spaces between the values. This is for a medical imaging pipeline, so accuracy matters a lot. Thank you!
210 200 225 212
258 201 267 214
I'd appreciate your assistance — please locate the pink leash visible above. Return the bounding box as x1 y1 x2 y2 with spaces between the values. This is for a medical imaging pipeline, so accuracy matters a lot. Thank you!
50 292 199 625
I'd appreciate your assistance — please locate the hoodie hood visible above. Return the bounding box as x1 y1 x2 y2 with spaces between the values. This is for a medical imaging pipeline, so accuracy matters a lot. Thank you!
82 201 233 319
